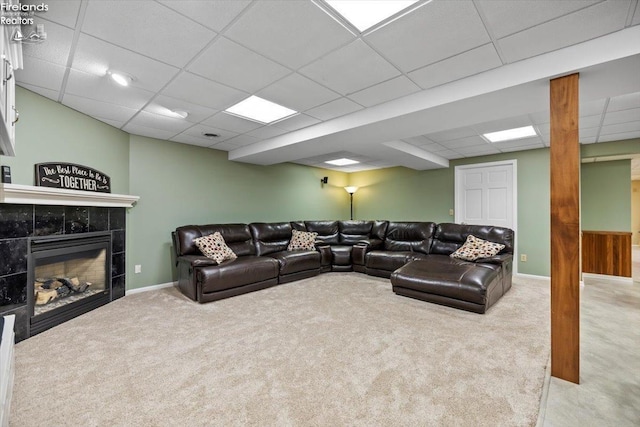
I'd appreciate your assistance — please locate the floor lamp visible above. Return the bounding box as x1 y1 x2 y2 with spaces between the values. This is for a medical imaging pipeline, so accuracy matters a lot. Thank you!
344 186 358 220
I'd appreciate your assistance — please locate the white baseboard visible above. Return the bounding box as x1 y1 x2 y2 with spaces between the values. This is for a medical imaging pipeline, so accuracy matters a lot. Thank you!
582 273 633 285
515 273 550 281
126 281 177 295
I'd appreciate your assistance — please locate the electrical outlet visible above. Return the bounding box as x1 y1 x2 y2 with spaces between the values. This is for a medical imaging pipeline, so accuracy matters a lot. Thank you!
449 208 454 216
520 254 527 262
134 264 142 274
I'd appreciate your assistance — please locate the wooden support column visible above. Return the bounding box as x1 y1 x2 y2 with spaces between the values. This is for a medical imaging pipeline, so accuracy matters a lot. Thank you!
550 73 580 384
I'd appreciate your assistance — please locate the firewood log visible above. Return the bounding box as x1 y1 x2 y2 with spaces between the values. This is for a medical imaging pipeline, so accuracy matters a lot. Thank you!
35 289 57 305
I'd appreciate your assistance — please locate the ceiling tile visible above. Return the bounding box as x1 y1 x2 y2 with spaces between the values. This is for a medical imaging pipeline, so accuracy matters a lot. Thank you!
425 127 478 143
598 130 640 142
599 121 640 135
257 73 340 112
476 0 601 39
634 1 640 25
441 136 488 150
492 136 545 150
607 92 640 112
224 0 354 69
579 98 607 117
21 20 74 66
579 127 600 138
225 134 259 147
161 72 247 110
16 56 66 91
455 145 502 156
145 95 217 124
210 142 238 151
579 114 603 128
272 114 321 132
603 107 640 125
62 94 138 123
82 0 216 68
202 112 263 133
348 76 420 107
246 126 289 140
365 0 490 72
18 83 59 102
188 37 291 93
157 0 251 32
26 0 82 28
65 69 155 110
580 136 598 144
299 40 400 95
72 34 180 92
94 118 125 129
471 115 534 134
498 142 545 152
498 0 630 63
529 110 549 124
122 123 179 141
434 149 464 160
306 98 362 121
408 44 502 90
172 124 238 146
126 111 193 134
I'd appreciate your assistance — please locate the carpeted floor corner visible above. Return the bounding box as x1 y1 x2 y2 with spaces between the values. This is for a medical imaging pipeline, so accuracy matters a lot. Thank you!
10 274 550 426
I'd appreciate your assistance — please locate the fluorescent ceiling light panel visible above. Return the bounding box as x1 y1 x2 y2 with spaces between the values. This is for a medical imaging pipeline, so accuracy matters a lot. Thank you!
483 126 537 143
325 0 419 32
225 95 297 124
325 158 360 166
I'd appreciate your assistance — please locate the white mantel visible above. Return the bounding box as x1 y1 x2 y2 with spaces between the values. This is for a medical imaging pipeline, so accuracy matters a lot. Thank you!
0 184 139 208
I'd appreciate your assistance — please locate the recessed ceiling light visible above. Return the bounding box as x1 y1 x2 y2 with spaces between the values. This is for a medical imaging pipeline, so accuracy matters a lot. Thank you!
483 126 538 143
225 95 297 124
169 110 189 119
324 0 420 32
108 71 132 87
325 158 360 166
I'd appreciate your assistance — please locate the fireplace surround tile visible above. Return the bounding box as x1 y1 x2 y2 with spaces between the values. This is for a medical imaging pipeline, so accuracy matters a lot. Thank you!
89 207 109 232
35 205 65 236
112 252 125 278
0 273 27 306
109 207 125 230
112 230 125 253
0 239 28 276
65 207 89 234
0 204 33 238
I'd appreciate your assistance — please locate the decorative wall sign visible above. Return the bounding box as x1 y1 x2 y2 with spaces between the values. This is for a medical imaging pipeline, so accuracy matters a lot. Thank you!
35 163 111 193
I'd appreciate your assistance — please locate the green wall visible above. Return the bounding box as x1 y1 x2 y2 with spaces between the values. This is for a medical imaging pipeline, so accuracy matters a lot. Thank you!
581 160 631 231
2 87 130 193
127 135 349 288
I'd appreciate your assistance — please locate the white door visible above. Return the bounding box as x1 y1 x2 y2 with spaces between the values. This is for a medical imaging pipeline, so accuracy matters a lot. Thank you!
455 160 516 230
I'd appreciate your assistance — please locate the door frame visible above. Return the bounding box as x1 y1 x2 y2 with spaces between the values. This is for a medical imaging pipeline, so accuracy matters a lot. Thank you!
454 159 518 274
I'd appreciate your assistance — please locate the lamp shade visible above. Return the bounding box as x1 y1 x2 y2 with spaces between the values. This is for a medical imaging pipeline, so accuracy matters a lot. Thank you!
344 186 359 194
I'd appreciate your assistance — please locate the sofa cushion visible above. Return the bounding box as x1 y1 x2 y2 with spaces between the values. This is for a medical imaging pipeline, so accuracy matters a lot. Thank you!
305 220 339 244
450 235 506 261
366 251 412 272
193 232 237 264
267 250 321 275
331 245 352 266
339 220 373 245
250 222 292 256
175 224 255 257
383 222 436 254
198 256 279 293
431 223 514 255
287 229 318 251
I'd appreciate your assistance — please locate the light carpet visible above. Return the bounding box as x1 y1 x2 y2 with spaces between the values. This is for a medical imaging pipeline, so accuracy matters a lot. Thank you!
10 273 550 426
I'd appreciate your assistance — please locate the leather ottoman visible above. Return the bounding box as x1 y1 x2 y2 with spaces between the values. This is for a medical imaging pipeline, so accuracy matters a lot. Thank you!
390 259 504 314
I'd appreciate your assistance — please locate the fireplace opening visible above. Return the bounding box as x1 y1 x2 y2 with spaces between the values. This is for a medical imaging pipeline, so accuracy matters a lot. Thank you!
28 232 112 336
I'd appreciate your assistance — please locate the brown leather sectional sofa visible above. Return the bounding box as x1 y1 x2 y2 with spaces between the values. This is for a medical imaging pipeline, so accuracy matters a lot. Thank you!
172 220 514 314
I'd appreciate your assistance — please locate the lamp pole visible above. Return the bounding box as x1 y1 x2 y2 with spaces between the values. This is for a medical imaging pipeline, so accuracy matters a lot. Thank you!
344 186 358 220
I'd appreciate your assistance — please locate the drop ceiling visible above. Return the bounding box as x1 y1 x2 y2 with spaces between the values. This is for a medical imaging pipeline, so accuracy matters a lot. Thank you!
13 0 640 172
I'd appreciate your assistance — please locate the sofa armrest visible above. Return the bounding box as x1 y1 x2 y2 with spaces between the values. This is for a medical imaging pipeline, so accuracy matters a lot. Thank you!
356 238 383 250
352 242 375 266
315 244 332 267
178 255 217 267
475 253 513 265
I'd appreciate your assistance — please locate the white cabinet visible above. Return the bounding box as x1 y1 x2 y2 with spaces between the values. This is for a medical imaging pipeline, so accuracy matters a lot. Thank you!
0 21 22 157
